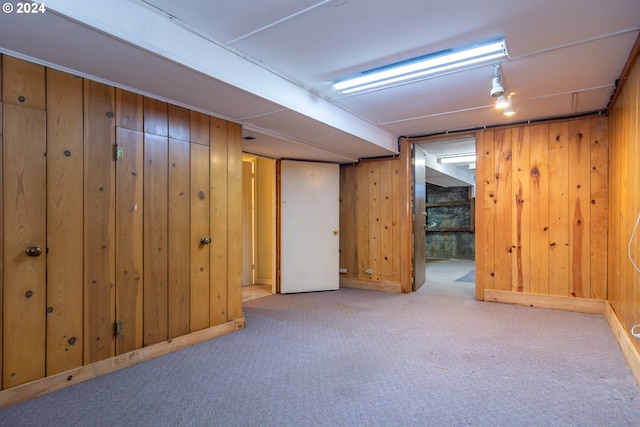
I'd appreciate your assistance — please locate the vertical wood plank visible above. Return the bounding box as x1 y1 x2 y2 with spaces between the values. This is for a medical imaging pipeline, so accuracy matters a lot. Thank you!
0 55 3 389
494 128 513 291
368 162 381 280
2 56 45 109
399 138 413 293
209 117 228 325
475 131 489 298
568 119 591 298
115 128 144 354
84 80 116 363
190 143 211 331
168 138 191 338
227 122 244 320
590 117 608 300
190 111 210 146
356 163 370 279
380 161 396 278
46 69 84 375
528 124 550 295
2 104 46 388
391 160 401 283
144 97 168 137
115 89 143 132
512 127 530 292
168 104 190 142
548 122 570 296
143 134 169 345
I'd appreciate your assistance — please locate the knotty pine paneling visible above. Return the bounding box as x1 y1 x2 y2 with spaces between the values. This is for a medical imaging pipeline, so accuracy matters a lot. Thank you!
476 117 608 301
83 79 116 364
339 159 401 287
45 69 84 376
608 50 640 353
2 104 46 389
0 54 244 393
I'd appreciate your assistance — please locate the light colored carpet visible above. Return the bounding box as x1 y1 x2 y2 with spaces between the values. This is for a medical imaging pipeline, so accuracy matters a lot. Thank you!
1 259 639 426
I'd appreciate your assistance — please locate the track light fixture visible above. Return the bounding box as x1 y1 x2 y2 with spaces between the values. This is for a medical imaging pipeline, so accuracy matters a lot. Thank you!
490 64 515 116
490 64 504 98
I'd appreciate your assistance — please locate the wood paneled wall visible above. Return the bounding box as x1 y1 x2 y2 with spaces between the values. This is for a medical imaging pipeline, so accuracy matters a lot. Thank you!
0 55 243 392
608 49 640 353
339 158 402 292
476 117 609 305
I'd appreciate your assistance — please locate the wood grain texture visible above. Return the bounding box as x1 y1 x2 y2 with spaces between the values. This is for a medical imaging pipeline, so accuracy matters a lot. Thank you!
190 143 211 331
115 128 144 355
168 138 191 338
512 127 530 293
115 89 143 131
168 104 190 142
590 118 608 300
494 129 513 291
2 104 46 388
143 133 169 346
190 111 210 146
548 122 570 296
209 117 228 325
144 97 168 137
227 122 244 321
2 56 45 109
45 69 84 375
83 79 116 363
528 124 550 295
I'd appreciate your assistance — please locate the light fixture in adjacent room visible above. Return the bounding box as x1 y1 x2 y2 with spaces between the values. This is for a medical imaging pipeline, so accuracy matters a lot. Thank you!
332 38 508 94
439 154 477 164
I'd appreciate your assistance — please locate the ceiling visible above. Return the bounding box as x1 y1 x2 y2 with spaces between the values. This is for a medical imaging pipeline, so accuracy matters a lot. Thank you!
0 0 638 172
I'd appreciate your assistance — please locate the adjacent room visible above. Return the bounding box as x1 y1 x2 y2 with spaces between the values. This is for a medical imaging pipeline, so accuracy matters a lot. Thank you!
1 1 640 425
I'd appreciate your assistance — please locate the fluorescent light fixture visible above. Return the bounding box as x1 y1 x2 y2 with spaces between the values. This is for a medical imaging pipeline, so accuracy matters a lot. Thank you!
439 154 477 164
332 39 508 94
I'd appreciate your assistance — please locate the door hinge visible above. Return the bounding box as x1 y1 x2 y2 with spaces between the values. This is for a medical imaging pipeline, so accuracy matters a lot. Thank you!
114 145 124 160
114 321 123 337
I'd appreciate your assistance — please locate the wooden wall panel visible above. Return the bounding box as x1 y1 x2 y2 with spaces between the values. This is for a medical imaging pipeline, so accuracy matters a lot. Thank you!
45 69 84 375
168 138 191 338
143 134 169 346
190 143 211 331
2 56 45 109
512 127 530 293
169 105 190 142
227 122 243 321
528 125 550 295
2 104 46 388
548 122 570 296
477 116 608 302
493 129 513 291
116 89 143 131
609 52 640 352
144 97 168 137
339 159 401 289
83 80 116 363
0 54 244 397
115 128 144 355
568 120 591 298
209 118 228 325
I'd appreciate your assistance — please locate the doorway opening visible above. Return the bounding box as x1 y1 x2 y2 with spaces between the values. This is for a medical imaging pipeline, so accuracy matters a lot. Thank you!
241 154 276 302
411 135 477 297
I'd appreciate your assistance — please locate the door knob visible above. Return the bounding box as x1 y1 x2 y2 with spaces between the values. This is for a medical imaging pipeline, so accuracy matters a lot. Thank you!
333 228 339 235
200 237 212 245
26 246 42 257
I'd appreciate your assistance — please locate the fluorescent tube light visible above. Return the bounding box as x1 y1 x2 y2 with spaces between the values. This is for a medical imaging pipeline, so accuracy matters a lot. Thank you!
439 154 477 164
332 39 508 94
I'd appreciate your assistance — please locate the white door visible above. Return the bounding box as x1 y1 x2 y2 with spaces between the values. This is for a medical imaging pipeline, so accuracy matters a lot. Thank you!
280 160 339 293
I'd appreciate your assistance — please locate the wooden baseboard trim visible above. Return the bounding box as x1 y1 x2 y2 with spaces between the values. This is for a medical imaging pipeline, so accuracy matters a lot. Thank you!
484 289 605 314
0 318 245 409
605 302 640 387
340 277 401 293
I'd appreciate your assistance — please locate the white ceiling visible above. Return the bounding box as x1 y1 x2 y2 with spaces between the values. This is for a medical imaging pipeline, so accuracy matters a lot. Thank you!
0 0 638 167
